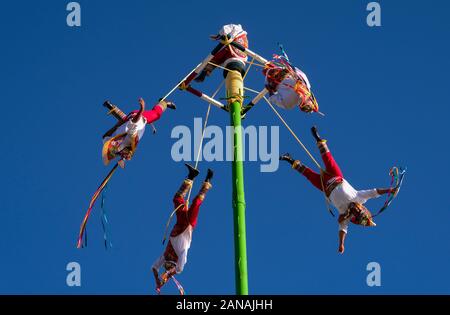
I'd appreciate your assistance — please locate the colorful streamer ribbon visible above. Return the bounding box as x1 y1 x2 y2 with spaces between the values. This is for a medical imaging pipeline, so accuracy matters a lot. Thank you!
77 162 119 248
374 166 407 217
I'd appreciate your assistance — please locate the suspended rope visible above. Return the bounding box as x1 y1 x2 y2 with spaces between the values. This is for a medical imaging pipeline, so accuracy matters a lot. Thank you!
263 96 335 216
186 79 223 204
263 96 321 169
244 86 263 95
207 61 234 74
160 63 201 102
77 162 120 248
242 57 254 80
243 59 266 68
161 203 184 245
162 80 224 245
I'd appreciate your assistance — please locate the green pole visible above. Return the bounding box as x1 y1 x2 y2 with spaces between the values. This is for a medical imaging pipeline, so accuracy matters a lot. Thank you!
226 69 248 295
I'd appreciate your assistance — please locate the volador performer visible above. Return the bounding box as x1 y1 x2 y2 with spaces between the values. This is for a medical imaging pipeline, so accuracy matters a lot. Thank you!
280 126 398 254
194 24 248 83
152 164 213 294
102 97 176 168
263 55 319 113
76 97 176 248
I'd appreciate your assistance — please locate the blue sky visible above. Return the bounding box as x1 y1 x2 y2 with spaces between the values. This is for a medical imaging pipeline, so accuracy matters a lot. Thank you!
1 0 449 294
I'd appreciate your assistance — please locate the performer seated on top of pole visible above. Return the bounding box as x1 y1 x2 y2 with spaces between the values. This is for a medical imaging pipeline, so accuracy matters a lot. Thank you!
152 164 213 293
195 24 248 83
101 97 176 168
263 57 319 113
279 126 397 254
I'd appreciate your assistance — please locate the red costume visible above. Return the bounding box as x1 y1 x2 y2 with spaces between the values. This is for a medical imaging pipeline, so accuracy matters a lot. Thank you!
293 141 343 196
153 179 212 274
211 24 248 69
291 140 380 232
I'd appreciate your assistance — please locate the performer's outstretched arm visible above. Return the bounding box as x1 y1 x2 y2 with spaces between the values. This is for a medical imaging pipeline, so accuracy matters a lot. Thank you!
338 230 346 254
357 188 396 203
377 188 397 195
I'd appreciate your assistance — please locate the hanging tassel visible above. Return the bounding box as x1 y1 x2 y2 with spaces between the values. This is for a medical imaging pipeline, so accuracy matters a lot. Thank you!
278 42 290 61
77 162 120 248
171 276 185 295
83 228 88 248
100 185 113 250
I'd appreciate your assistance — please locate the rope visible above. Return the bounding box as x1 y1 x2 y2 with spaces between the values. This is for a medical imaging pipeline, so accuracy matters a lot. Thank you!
263 96 335 216
243 59 266 67
162 203 184 245
244 86 263 94
185 80 224 203
243 57 254 80
162 80 224 244
160 63 201 102
263 96 322 169
207 61 235 74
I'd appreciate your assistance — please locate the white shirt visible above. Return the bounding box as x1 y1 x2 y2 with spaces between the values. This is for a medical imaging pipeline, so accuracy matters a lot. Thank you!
268 68 312 110
103 116 147 150
328 179 380 233
169 226 193 273
269 75 302 110
152 225 193 274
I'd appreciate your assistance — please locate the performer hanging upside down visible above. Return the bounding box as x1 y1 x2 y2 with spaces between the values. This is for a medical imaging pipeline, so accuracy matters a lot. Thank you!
263 60 319 113
195 23 248 82
102 97 175 168
152 164 213 293
279 126 396 254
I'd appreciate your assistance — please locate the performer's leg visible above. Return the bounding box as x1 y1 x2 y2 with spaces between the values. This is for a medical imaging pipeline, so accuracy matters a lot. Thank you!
189 169 213 228
293 160 324 192
173 179 190 209
194 48 229 83
139 100 176 124
280 153 324 192
173 164 199 206
311 126 344 178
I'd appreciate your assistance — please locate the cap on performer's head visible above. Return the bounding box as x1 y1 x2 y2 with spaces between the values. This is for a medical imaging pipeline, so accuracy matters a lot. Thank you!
299 97 315 113
349 202 376 227
298 85 318 114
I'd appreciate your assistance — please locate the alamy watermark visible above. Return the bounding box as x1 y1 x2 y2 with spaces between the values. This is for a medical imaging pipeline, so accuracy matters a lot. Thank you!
367 2 381 27
66 2 81 27
66 262 81 287
366 262 381 287
171 118 280 173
